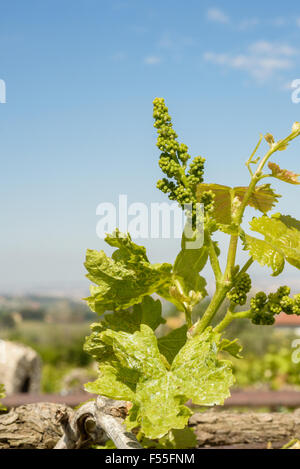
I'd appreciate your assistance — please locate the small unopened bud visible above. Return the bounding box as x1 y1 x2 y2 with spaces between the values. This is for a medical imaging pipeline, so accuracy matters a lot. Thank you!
292 122 300 134
265 133 275 146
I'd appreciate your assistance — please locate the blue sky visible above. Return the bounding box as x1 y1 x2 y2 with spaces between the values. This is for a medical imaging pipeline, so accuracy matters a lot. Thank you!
1 0 300 295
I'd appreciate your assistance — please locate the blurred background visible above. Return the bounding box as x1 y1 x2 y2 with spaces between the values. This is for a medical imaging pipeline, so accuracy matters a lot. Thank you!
1 0 300 402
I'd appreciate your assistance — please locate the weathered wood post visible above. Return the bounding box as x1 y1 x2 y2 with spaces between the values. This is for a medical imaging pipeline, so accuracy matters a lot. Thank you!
0 340 42 395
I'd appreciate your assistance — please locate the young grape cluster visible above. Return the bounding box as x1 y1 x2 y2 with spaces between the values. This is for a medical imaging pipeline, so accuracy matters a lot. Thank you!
153 98 205 209
227 273 251 306
250 286 300 325
199 190 215 214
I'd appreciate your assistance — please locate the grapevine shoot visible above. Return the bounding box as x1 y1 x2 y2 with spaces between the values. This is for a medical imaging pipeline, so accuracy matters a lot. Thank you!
83 98 300 444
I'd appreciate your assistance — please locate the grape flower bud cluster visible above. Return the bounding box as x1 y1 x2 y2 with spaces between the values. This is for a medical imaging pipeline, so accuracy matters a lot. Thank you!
227 273 251 306
153 98 205 209
250 286 300 325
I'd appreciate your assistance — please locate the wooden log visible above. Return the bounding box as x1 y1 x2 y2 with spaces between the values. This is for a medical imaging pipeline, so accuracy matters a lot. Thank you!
0 402 72 449
54 396 142 449
1 402 300 449
190 409 300 448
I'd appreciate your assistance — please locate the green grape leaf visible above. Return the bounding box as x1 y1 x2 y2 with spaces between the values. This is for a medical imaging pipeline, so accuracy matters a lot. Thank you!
272 213 300 231
234 184 281 213
84 230 172 314
141 427 197 449
170 328 234 406
85 325 234 439
93 440 117 449
158 325 188 364
241 231 285 276
173 247 208 295
268 162 300 185
174 233 209 280
250 215 300 270
166 231 208 309
90 296 165 335
129 296 166 331
196 184 280 232
196 184 233 225
242 214 300 275
219 338 243 359
162 428 197 449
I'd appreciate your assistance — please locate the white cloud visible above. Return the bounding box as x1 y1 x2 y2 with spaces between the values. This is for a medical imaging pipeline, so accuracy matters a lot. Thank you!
206 7 229 24
248 40 296 57
297 17 300 27
144 55 162 65
204 40 297 81
147 33 195 65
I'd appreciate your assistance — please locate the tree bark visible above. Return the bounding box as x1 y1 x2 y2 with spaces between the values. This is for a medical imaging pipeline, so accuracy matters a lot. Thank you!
1 402 300 449
190 409 300 449
0 403 72 449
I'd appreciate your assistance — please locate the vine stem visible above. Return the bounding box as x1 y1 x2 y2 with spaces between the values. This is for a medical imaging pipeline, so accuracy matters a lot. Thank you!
190 125 300 337
191 140 279 337
173 279 192 328
190 286 229 335
235 258 254 282
245 133 263 176
214 308 251 333
208 235 222 283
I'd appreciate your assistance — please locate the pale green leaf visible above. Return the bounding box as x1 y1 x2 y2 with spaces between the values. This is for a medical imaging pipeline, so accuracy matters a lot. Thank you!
85 325 234 439
84 230 172 314
141 427 197 449
241 231 285 276
88 296 165 335
171 328 234 407
219 338 243 359
173 237 208 297
250 215 300 270
159 231 208 310
158 325 188 364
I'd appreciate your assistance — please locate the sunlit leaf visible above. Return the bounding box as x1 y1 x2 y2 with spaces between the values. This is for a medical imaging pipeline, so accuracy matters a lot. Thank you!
234 184 281 213
85 325 234 439
84 230 172 314
158 325 188 364
242 215 300 275
241 232 285 276
268 162 300 185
